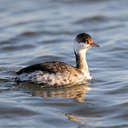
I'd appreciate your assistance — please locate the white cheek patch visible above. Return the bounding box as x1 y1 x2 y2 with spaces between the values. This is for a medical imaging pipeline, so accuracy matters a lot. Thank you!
83 43 90 49
74 41 90 53
74 41 82 51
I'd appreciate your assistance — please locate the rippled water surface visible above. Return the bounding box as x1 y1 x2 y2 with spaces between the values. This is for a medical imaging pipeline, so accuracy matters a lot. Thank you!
0 0 128 127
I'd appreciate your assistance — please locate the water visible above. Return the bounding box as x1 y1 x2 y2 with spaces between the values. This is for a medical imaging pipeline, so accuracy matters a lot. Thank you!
0 0 128 127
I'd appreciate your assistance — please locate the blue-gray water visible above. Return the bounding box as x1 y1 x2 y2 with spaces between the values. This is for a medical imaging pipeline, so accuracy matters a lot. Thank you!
0 0 128 128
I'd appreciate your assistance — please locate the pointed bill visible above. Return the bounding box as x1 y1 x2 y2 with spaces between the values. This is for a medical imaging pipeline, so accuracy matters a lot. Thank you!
91 42 100 48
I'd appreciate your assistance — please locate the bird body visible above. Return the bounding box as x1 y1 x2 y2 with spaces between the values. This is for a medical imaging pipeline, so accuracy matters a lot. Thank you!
16 33 100 86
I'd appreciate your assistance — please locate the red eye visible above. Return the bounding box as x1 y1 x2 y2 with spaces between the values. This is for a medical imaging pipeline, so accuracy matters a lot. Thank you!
85 41 89 44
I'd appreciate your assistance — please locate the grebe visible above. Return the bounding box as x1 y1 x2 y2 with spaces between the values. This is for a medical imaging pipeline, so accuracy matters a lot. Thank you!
16 33 100 86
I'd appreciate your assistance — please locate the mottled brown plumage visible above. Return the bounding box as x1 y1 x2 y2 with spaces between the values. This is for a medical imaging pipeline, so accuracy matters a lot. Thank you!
16 61 85 86
17 61 82 75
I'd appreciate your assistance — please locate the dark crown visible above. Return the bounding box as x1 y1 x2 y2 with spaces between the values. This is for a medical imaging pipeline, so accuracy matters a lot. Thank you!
76 33 92 43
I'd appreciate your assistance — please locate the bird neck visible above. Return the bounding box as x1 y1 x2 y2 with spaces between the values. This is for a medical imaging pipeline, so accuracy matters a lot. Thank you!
74 49 89 73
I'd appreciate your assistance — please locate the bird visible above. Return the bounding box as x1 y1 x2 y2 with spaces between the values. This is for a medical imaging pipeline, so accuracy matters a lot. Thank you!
16 33 100 87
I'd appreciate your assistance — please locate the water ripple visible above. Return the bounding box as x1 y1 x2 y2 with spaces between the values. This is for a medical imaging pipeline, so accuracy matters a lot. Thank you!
0 0 128 127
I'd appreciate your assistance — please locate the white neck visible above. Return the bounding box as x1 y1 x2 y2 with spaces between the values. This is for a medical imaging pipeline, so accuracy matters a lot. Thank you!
74 49 89 73
74 49 92 80
73 40 89 72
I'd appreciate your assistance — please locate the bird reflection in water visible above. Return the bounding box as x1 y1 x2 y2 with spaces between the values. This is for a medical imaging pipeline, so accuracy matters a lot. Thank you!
17 82 91 103
17 82 92 127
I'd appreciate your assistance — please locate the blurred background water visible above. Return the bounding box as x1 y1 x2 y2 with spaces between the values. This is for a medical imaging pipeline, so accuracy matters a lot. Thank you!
0 0 128 127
